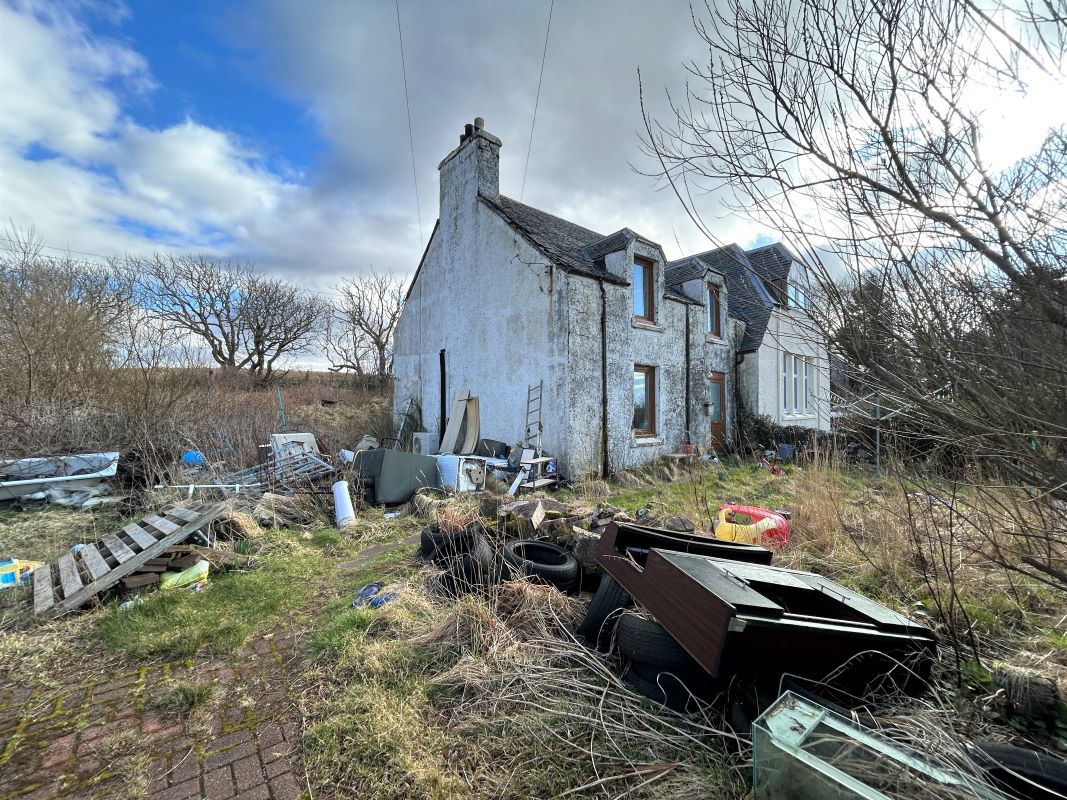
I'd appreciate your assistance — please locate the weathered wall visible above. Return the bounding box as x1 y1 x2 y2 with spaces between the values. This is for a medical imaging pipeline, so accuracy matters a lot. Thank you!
392 130 569 458
560 239 739 476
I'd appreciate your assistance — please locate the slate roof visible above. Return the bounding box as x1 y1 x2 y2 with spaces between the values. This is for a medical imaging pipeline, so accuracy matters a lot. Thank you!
745 243 796 284
582 228 636 261
480 194 627 284
666 244 779 353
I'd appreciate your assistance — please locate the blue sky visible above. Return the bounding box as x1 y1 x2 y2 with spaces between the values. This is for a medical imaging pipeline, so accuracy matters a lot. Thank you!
101 2 322 169
0 1 778 286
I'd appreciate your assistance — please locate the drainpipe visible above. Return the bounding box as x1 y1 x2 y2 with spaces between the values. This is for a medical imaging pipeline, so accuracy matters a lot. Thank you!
684 304 691 444
438 349 447 436
735 351 745 447
600 281 609 478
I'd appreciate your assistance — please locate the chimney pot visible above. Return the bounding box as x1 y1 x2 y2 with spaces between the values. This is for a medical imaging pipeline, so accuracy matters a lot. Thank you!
464 123 474 138
474 116 484 130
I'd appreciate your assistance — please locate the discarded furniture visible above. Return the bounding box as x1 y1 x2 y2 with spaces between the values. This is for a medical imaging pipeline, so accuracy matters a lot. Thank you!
31 502 225 619
599 544 936 694
351 449 438 505
433 454 487 493
0 451 119 501
597 521 774 569
515 447 557 492
753 691 1008 799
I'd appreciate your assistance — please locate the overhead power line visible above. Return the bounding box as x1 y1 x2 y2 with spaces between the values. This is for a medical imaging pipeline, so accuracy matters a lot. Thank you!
395 0 424 245
521 0 555 202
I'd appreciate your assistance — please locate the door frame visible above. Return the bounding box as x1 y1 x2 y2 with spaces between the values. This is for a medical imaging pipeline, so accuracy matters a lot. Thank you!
708 371 727 451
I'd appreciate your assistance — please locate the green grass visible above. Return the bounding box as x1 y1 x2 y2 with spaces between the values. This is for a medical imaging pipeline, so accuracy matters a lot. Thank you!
158 681 214 713
99 532 331 659
1045 629 1067 652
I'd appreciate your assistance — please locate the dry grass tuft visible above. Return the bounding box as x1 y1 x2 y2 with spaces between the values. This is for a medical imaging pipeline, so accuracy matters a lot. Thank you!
434 496 482 534
574 477 611 501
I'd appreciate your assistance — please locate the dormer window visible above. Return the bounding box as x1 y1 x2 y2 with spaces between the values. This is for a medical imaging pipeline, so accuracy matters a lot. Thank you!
787 282 809 310
707 283 721 337
633 258 655 323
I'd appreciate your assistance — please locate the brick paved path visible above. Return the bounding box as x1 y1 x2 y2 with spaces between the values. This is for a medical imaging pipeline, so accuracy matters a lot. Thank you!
0 632 307 800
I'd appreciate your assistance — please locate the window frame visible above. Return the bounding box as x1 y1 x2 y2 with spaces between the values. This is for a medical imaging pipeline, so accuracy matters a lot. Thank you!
787 282 809 311
633 364 657 437
633 257 655 324
707 283 721 337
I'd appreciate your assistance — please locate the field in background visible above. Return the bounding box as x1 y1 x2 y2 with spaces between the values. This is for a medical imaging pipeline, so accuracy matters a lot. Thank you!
0 369 394 487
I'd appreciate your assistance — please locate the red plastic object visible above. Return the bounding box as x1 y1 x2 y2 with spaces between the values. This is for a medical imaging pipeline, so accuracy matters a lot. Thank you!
717 503 791 548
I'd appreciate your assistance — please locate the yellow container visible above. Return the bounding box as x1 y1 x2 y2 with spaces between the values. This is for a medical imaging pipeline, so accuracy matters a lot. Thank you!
714 510 779 546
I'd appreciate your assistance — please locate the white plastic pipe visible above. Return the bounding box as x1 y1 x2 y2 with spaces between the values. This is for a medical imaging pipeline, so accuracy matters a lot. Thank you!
332 480 357 528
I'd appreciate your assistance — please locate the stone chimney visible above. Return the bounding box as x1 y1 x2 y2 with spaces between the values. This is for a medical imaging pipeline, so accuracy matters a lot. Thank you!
438 117 501 219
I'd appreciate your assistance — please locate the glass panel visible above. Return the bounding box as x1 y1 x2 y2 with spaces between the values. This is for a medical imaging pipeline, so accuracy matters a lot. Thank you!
793 357 800 414
633 263 646 318
806 362 815 413
783 353 789 410
708 381 722 422
633 370 648 430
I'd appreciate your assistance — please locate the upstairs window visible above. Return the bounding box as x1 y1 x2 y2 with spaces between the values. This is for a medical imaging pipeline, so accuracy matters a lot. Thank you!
633 365 656 436
633 258 655 323
707 284 721 337
787 282 809 310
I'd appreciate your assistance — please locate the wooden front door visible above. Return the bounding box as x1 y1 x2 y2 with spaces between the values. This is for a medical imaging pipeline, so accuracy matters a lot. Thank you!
708 372 726 451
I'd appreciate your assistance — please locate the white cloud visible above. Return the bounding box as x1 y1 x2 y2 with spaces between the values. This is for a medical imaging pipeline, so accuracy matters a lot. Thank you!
0 0 777 291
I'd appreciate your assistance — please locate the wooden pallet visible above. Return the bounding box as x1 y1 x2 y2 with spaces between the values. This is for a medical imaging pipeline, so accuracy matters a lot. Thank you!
31 502 225 620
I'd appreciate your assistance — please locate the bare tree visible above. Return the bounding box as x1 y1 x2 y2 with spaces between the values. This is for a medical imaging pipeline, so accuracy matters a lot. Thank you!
127 254 327 381
643 0 1066 610
325 271 405 387
0 227 130 407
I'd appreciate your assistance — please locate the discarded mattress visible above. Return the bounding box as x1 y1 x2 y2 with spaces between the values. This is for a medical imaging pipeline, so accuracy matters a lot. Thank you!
0 452 120 501
599 541 936 694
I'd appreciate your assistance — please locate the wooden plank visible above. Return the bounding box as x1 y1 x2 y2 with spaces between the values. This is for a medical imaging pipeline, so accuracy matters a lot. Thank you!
33 566 55 617
57 553 83 600
142 515 180 536
438 391 471 454
39 503 226 620
121 573 160 588
100 533 136 564
122 523 157 551
164 505 201 523
130 563 167 573
79 544 111 582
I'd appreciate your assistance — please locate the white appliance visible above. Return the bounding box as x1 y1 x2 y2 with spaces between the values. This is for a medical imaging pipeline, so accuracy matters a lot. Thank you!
412 432 441 457
432 454 487 493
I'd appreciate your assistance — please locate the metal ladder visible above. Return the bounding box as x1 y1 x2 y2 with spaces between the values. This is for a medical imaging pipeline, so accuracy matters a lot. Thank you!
524 380 543 452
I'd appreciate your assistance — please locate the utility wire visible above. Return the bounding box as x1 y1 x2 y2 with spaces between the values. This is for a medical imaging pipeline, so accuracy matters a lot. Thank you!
395 0 423 244
521 0 554 202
